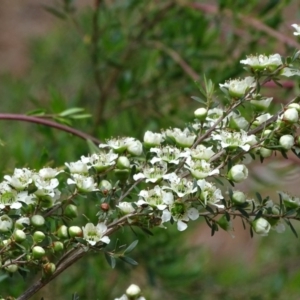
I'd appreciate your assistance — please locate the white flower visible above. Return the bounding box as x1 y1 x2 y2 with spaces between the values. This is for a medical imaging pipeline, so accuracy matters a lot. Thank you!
279 134 294 150
240 54 282 70
82 223 110 245
162 200 199 231
150 146 182 164
39 168 63 179
228 164 248 183
65 161 89 174
144 131 164 147
67 174 98 192
212 130 256 151
282 108 299 123
81 151 118 172
164 128 196 147
185 158 219 179
99 137 129 153
252 218 271 236
4 168 33 191
197 179 224 208
163 175 197 197
137 186 173 210
0 189 23 210
0 215 13 233
292 24 300 36
182 145 215 161
250 97 273 111
117 202 135 214
227 112 249 130
133 161 168 183
219 76 255 98
280 68 300 77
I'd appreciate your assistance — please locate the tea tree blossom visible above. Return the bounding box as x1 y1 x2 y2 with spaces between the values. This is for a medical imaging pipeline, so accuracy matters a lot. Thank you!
143 131 164 147
163 175 197 198
161 199 199 231
150 146 182 164
252 218 271 236
81 152 118 172
212 130 256 152
219 76 256 98
67 174 98 192
133 161 169 183
292 24 300 36
82 223 110 245
4 168 33 191
185 158 219 179
182 145 215 161
197 179 224 208
228 164 248 183
164 128 196 148
137 186 173 210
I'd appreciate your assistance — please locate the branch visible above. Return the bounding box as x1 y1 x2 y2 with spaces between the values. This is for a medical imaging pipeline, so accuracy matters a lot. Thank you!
0 114 101 145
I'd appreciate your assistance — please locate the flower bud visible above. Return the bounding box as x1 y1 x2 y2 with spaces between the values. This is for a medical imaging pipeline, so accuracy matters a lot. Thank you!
259 147 272 158
57 225 69 239
117 156 130 169
52 241 64 252
43 262 56 276
64 204 78 219
232 190 247 205
68 226 83 238
13 229 26 243
15 217 30 229
4 260 18 273
127 140 143 156
283 108 298 123
279 134 294 150
252 218 271 236
31 215 45 228
288 103 300 112
117 202 135 214
194 108 207 121
33 231 46 243
100 203 110 212
114 169 130 182
32 246 46 259
0 215 13 233
99 180 112 193
126 284 141 297
228 164 248 183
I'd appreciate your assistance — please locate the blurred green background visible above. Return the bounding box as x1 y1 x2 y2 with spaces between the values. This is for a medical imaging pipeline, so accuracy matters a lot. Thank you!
1 0 300 299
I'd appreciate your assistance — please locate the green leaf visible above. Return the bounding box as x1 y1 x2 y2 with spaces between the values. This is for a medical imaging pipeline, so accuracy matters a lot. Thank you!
119 256 138 266
26 109 46 116
59 108 85 117
190 96 206 105
256 192 263 204
53 116 72 126
285 219 298 238
104 252 116 269
69 114 92 119
236 207 249 218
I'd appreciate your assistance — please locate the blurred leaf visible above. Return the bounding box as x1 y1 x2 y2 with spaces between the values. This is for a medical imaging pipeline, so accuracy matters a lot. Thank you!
119 255 138 266
124 240 139 254
59 108 85 117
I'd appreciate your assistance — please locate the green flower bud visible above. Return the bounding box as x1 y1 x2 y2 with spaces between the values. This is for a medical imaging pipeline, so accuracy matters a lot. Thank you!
228 165 248 183
283 108 298 123
116 156 130 169
252 218 271 236
32 246 46 259
4 260 18 273
279 134 294 150
259 147 272 158
232 190 247 205
68 226 83 238
99 180 112 194
194 108 208 121
15 217 30 229
217 215 232 231
13 229 26 243
31 215 45 228
52 241 64 252
33 231 46 243
0 215 13 233
43 262 56 276
57 225 69 240
64 204 78 219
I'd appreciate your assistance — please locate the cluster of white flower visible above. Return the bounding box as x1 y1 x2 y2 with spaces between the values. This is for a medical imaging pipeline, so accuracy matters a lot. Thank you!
2 24 300 285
